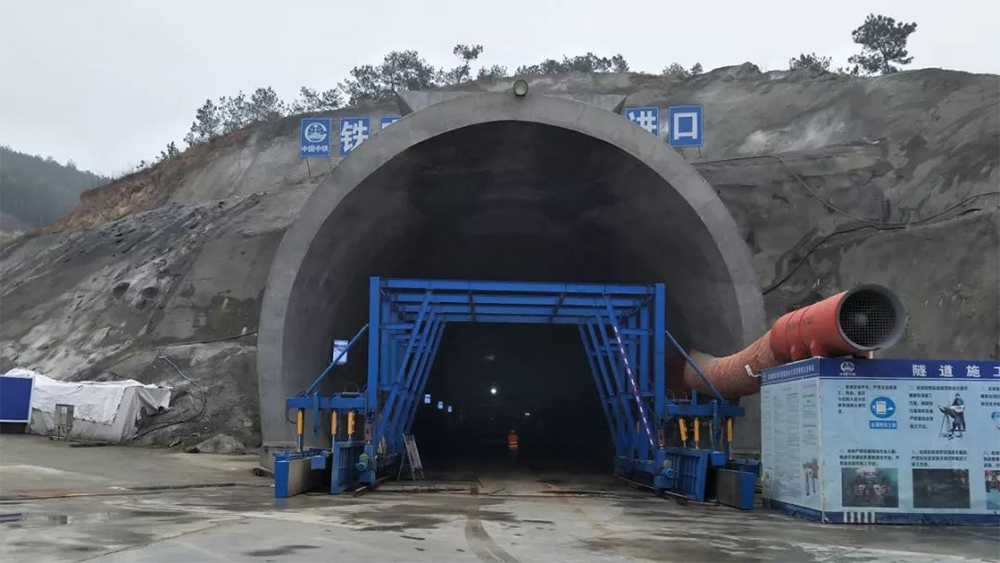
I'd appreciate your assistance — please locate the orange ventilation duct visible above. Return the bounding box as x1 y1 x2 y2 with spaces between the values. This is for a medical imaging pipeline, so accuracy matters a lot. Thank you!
680 284 907 398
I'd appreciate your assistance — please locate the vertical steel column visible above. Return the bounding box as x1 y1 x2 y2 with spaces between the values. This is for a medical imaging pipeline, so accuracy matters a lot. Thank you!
653 283 667 420
640 304 651 396
366 277 382 421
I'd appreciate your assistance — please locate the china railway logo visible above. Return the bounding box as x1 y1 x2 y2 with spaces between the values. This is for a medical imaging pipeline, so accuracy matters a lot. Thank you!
840 361 856 374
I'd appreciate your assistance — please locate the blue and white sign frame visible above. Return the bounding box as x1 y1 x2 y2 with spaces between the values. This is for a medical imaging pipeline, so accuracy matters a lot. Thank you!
625 106 659 137
667 105 704 147
380 115 401 130
299 118 331 158
339 117 370 156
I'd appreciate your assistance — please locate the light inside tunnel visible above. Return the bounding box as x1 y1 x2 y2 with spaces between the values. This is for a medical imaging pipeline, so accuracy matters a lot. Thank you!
260 100 763 465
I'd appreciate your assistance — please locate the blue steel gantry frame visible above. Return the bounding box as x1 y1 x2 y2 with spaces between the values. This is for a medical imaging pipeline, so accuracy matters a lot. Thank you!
280 277 752 502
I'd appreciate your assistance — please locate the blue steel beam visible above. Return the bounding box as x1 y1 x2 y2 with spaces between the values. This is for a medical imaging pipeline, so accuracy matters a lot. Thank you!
430 314 616 324
390 304 640 317
366 278 382 414
382 278 654 295
640 305 651 395
654 284 667 419
389 294 646 308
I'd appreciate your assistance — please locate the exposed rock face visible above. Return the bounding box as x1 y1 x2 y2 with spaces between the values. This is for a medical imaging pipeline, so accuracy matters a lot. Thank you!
1 65 996 448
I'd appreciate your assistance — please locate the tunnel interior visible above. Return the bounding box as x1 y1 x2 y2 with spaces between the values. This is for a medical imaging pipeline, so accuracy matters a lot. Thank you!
413 323 612 469
271 118 759 467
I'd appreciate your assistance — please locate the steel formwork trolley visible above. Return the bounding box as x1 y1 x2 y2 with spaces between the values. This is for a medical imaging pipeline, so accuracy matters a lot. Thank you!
276 277 758 507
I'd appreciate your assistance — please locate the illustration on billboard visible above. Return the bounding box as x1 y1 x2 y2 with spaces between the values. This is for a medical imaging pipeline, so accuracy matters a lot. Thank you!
841 467 899 508
938 392 967 439
913 469 970 509
803 459 819 496
986 470 1000 510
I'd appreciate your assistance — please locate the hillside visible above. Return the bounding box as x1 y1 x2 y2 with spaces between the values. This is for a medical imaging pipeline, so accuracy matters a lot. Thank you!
0 65 996 449
0 146 109 231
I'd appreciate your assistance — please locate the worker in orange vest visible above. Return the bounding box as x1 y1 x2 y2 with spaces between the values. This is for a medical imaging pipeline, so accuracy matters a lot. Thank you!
507 429 519 465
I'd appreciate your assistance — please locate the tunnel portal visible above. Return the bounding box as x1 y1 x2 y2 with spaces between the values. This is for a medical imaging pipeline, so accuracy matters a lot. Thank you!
259 92 765 453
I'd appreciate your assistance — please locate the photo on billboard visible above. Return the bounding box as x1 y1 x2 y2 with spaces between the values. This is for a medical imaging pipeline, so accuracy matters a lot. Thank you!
841 467 899 508
913 468 970 509
985 470 1000 511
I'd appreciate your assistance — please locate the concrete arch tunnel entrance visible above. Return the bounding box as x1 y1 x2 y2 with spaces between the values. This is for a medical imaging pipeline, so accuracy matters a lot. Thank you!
258 92 766 464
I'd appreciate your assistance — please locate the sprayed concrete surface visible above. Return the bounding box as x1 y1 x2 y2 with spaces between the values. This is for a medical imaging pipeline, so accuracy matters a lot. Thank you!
1 436 997 562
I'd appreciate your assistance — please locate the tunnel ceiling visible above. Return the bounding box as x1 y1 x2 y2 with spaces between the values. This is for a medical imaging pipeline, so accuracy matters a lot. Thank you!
258 92 764 446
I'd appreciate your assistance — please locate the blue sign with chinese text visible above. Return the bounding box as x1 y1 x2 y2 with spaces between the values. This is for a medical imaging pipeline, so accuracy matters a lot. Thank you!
625 107 659 137
380 115 401 130
667 105 704 147
339 117 370 156
300 118 331 158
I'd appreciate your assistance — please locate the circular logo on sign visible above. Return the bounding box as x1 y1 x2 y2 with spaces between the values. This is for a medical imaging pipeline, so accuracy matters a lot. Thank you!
304 122 328 143
870 396 896 419
840 361 856 373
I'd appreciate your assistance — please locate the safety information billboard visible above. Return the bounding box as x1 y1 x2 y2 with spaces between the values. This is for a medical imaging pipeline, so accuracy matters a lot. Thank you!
761 357 1000 524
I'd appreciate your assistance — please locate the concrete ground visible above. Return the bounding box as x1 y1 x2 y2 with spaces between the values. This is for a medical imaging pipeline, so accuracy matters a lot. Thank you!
1 435 997 562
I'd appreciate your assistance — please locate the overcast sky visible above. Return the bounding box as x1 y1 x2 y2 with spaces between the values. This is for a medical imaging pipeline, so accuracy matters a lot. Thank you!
1 0 997 175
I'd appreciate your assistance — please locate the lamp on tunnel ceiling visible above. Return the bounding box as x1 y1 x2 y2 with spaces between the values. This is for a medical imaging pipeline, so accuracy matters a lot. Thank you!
490 385 497 395
512 79 529 97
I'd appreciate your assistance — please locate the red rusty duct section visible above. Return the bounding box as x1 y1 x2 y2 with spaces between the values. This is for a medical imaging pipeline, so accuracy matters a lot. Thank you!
680 285 907 398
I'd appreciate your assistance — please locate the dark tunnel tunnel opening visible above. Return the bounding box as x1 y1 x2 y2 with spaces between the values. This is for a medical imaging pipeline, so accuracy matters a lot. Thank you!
412 323 613 471
261 112 764 466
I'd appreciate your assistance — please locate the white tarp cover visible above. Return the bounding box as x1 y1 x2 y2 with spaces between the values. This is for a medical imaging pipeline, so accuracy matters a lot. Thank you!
2 368 171 442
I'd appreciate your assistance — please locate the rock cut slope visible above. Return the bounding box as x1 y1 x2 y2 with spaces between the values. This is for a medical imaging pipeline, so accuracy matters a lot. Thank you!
1 64 996 448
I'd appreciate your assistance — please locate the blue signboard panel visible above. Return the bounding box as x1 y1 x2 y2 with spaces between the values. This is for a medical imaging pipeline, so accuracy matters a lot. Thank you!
762 357 1000 524
380 115 401 130
339 117 370 156
667 105 704 147
0 374 34 423
624 106 659 137
299 118 331 158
